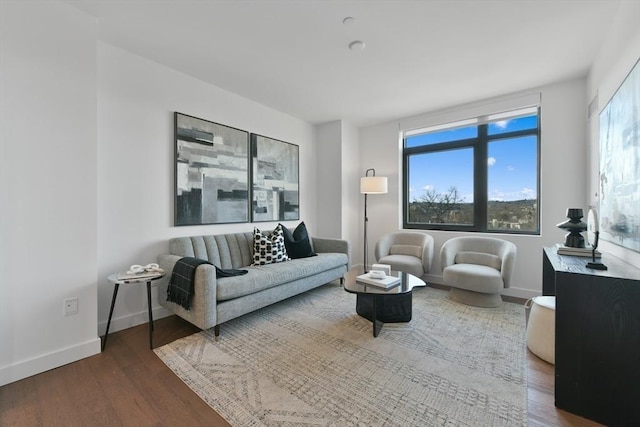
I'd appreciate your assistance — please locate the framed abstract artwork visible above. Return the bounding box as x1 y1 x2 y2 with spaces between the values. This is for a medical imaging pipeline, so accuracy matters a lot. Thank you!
250 133 299 222
175 112 250 226
599 59 640 253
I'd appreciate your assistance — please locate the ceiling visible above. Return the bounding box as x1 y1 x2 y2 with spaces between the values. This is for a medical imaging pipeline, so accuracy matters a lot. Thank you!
65 0 623 127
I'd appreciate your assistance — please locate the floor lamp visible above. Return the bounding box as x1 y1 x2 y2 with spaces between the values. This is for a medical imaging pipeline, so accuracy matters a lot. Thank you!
361 168 388 273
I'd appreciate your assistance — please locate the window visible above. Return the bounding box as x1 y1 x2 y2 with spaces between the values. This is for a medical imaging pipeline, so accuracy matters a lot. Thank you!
403 107 540 234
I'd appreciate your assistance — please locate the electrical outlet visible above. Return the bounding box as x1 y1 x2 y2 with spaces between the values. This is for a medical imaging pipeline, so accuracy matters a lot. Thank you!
64 297 78 316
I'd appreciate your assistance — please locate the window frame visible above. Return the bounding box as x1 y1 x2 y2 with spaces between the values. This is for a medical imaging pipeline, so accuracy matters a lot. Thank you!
402 108 541 235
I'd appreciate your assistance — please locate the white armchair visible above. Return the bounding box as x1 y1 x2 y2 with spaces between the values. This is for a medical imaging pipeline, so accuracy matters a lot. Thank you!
374 231 434 278
440 236 517 307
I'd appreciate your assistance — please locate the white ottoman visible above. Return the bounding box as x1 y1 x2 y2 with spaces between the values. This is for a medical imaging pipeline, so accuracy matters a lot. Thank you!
526 296 556 364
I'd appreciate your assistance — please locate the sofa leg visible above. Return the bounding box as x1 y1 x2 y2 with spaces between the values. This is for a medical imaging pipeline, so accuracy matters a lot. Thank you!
214 324 220 341
340 277 344 286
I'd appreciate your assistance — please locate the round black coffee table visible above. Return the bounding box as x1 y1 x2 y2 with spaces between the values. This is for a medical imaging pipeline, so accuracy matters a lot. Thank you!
343 271 426 337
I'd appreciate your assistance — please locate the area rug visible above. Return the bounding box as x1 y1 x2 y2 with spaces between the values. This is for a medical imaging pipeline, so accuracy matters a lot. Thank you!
154 283 527 426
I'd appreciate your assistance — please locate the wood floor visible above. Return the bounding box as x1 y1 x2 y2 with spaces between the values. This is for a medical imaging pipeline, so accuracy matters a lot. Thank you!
1 309 603 426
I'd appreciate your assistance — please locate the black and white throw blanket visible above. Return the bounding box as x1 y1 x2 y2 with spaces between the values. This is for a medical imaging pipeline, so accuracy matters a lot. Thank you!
167 257 247 310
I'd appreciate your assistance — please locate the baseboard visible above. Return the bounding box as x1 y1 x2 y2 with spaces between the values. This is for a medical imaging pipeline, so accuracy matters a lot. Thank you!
0 338 101 387
97 305 173 337
423 273 444 285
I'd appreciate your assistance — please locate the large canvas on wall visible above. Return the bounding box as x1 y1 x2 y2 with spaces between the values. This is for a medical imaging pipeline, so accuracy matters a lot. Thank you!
251 134 299 222
599 59 640 253
175 113 250 226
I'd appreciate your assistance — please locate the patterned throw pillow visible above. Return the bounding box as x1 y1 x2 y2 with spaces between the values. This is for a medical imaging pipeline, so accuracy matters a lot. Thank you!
253 224 290 266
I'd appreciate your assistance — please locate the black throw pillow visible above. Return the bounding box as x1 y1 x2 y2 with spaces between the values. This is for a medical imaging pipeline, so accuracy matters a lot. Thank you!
280 222 317 259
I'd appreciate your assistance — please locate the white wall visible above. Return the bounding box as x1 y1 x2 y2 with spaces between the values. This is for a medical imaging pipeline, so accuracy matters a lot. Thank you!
314 119 360 263
359 79 588 298
0 1 100 386
97 43 317 335
341 121 360 264
315 121 343 238
586 0 640 268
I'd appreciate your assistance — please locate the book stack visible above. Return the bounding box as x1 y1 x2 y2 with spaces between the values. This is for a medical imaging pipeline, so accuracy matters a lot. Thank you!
555 243 601 258
356 272 401 289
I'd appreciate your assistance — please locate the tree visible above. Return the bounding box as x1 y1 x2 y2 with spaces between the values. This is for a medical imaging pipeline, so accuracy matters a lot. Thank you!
413 186 465 223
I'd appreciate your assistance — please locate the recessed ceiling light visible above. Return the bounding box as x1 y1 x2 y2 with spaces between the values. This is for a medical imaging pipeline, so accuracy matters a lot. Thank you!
343 17 355 25
348 40 365 51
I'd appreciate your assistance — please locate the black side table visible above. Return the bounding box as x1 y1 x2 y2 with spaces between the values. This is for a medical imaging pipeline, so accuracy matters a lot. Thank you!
103 273 165 351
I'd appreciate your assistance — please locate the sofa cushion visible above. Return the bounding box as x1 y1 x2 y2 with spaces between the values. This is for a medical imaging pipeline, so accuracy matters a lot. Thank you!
281 221 317 259
443 263 503 293
217 252 348 301
253 225 289 266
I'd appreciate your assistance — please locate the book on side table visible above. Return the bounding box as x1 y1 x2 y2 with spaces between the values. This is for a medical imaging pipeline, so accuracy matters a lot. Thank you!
116 270 164 280
555 243 601 258
356 272 401 289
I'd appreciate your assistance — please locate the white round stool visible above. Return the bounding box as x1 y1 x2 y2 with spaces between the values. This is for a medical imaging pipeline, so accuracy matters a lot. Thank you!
525 296 556 364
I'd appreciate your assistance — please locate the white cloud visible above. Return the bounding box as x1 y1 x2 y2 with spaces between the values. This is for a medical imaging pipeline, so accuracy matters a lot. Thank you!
423 185 434 191
520 187 535 198
507 165 515 171
487 157 497 166
494 120 509 129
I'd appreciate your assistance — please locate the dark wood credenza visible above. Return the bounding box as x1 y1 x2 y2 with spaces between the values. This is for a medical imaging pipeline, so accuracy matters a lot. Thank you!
542 247 640 426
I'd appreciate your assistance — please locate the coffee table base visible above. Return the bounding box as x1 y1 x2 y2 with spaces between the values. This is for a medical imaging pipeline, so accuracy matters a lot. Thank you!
356 292 413 337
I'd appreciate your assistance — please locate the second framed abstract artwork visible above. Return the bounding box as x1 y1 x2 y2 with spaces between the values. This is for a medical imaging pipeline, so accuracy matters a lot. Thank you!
174 112 250 226
251 133 300 222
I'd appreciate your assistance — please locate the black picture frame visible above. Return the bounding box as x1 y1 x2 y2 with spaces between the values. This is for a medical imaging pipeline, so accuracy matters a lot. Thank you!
250 133 300 222
174 112 250 226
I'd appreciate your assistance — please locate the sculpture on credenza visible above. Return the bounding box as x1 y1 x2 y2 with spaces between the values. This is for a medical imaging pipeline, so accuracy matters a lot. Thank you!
585 208 607 270
556 208 588 248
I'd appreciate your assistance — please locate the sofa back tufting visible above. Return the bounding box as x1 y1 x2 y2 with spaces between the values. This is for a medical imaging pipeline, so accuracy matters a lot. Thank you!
169 232 255 269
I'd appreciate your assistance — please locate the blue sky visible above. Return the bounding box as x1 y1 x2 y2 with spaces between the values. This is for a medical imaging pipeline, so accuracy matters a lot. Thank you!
408 116 538 202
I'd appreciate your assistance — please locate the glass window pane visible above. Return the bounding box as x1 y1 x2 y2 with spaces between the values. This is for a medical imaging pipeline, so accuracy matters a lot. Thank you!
405 125 477 148
487 136 538 231
488 114 538 135
407 148 474 225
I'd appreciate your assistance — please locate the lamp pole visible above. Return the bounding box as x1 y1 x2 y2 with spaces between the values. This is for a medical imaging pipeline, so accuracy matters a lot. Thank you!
364 190 369 273
361 168 384 273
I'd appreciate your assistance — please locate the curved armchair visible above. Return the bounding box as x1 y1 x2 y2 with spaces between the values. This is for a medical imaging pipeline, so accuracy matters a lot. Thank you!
374 232 434 278
440 236 517 307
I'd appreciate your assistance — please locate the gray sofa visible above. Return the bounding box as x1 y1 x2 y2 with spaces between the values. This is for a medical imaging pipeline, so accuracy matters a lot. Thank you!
157 231 350 337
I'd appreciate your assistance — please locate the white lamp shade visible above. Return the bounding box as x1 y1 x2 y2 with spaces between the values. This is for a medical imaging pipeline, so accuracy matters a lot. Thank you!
360 176 388 194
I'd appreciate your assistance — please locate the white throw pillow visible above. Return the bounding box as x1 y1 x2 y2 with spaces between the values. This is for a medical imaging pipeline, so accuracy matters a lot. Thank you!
389 244 422 258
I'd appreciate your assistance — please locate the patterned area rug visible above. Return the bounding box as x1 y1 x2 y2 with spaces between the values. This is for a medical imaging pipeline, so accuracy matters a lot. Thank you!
155 283 527 426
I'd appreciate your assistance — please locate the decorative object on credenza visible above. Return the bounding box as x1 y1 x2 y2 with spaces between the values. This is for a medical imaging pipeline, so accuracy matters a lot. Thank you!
599 58 640 254
251 134 299 222
555 243 601 258
556 208 587 248
174 112 250 226
585 208 607 270
360 168 387 272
